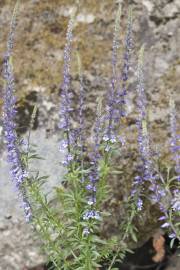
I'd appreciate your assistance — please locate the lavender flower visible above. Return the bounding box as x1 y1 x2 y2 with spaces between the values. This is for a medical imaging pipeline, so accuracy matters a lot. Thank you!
131 175 144 210
135 47 169 213
62 153 73 166
59 13 75 166
2 1 31 222
83 210 101 221
59 139 68 152
136 46 153 183
131 176 141 195
169 233 176 239
137 198 143 211
161 222 170 228
89 100 103 183
116 6 133 118
158 216 166 221
83 100 103 227
86 184 96 192
103 4 122 142
171 190 180 212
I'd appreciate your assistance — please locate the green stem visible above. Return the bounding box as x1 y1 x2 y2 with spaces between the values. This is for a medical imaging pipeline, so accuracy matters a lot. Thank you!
32 183 63 231
108 203 136 270
35 218 62 270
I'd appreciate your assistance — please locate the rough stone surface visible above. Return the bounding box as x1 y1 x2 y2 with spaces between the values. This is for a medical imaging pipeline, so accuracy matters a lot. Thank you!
0 218 45 270
0 129 64 269
0 0 179 269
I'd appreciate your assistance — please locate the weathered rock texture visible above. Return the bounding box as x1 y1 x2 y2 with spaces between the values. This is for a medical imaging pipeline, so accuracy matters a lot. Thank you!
0 129 64 269
0 0 179 269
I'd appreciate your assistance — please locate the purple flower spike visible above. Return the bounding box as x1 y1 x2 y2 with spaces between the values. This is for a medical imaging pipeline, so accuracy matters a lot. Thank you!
136 46 153 184
116 6 133 118
131 175 143 210
3 1 31 222
59 13 75 161
85 99 103 212
104 4 122 142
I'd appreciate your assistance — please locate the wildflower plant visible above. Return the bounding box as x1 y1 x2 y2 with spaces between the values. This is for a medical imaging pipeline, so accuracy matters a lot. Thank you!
135 46 180 245
154 98 180 245
2 0 31 222
2 1 180 270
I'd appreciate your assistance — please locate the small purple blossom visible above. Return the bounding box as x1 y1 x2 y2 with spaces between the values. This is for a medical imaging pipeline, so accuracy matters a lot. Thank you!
62 153 73 166
131 175 142 195
86 184 96 192
131 175 143 210
158 216 166 221
137 198 143 211
150 183 168 204
83 210 101 221
82 227 90 236
59 139 68 152
22 199 32 223
169 233 176 239
103 134 117 143
171 192 180 212
161 222 170 228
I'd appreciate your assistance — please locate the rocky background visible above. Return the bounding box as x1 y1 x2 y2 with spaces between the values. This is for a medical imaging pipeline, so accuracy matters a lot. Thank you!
0 0 179 269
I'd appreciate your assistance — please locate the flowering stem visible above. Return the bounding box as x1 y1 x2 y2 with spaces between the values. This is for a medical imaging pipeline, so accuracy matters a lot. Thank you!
105 3 121 139
165 211 180 241
77 52 85 181
117 6 133 117
3 0 31 221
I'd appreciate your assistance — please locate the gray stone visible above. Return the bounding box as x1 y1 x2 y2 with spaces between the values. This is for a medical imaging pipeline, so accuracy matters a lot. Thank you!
0 129 65 269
